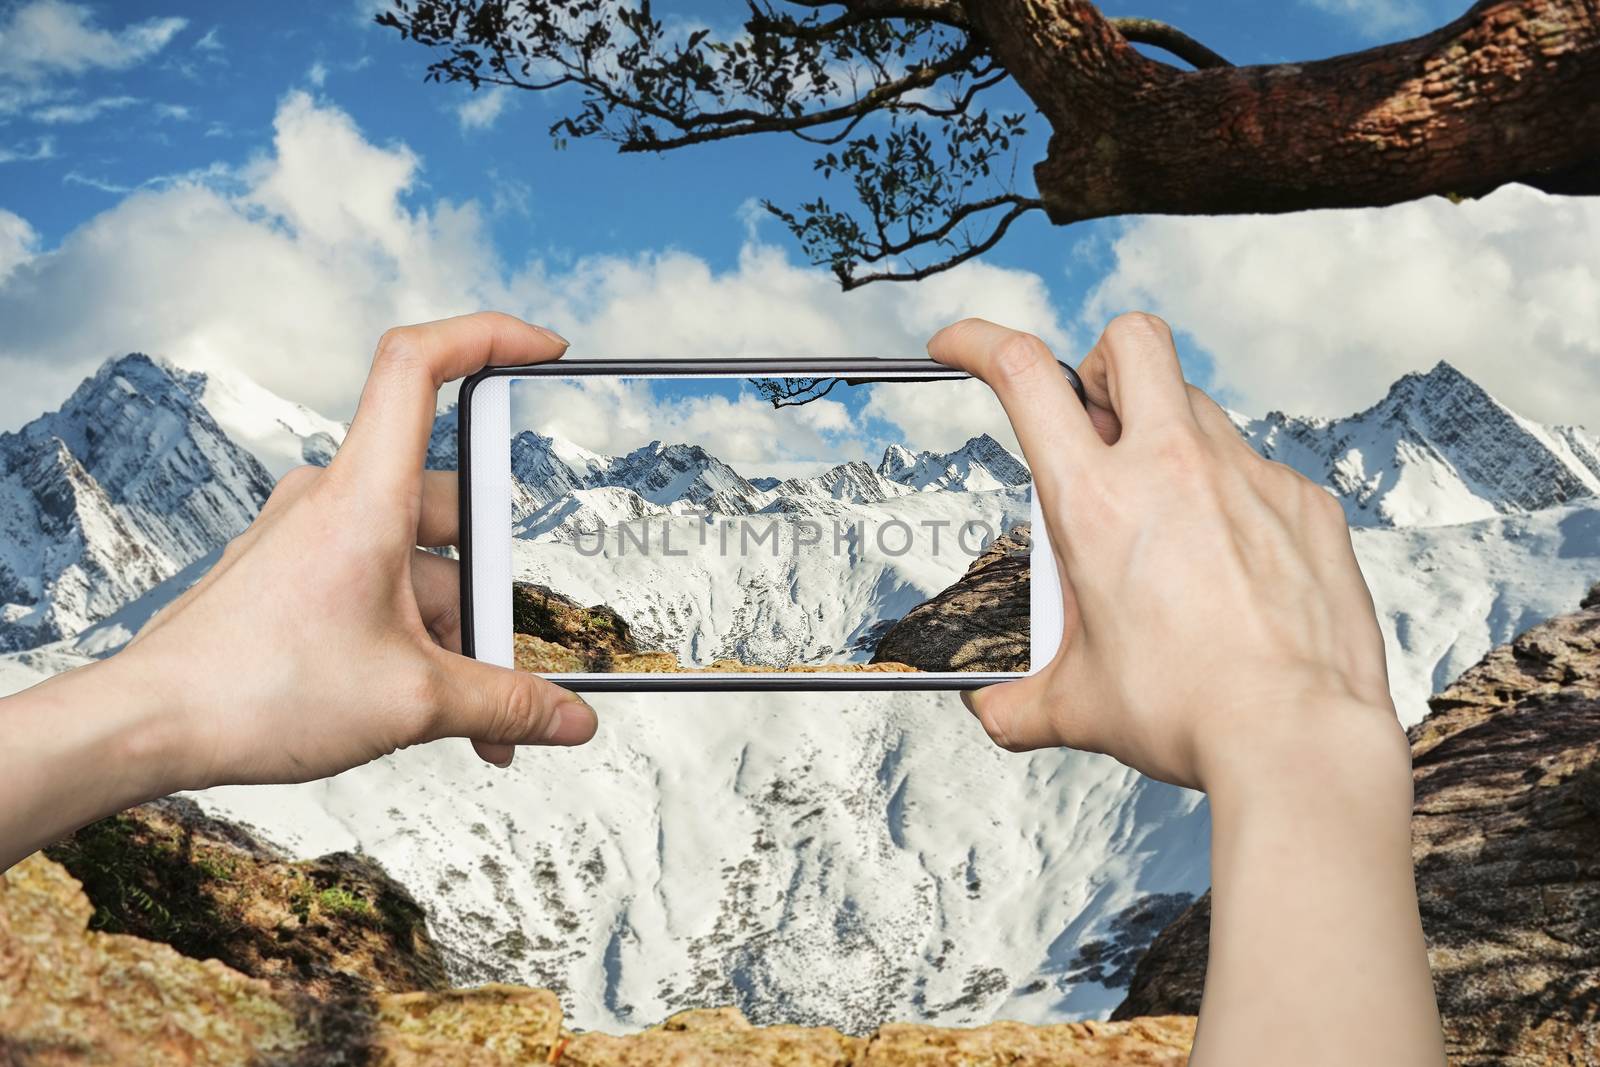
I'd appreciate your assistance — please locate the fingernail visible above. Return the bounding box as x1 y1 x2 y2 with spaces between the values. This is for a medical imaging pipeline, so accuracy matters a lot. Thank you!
494 752 514 769
545 697 593 742
536 325 570 347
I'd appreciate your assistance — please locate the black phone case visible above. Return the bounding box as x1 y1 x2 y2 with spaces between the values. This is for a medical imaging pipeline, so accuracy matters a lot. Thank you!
457 357 1085 692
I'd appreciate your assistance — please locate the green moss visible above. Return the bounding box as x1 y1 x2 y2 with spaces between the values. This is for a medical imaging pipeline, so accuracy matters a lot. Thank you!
315 886 373 919
45 813 236 958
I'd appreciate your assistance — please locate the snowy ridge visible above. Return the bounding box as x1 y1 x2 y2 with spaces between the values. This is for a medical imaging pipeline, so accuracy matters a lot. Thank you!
877 433 1032 492
0 355 274 651
0 353 1597 1036
504 432 1035 527
196 365 347 478
1236 360 1600 527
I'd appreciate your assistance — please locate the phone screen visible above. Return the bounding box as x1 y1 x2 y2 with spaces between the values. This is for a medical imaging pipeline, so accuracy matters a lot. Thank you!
496 371 1039 680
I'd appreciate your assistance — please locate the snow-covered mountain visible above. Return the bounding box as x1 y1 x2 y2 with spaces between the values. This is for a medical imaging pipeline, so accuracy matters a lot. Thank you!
506 431 1027 530
0 355 280 651
516 485 673 542
603 440 765 515
878 433 1032 492
0 353 1597 1037
1236 360 1600 527
764 460 915 511
507 433 769 522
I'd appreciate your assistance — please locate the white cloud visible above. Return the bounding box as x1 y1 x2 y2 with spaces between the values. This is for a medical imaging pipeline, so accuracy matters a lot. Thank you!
862 376 1019 457
0 90 1069 437
0 134 53 162
31 92 138 123
1301 0 1427 33
510 377 865 476
456 86 514 131
0 208 37 284
0 1 186 81
307 60 328 88
0 81 52 115
193 26 222 53
509 243 1068 370
1085 187 1600 428
61 170 131 193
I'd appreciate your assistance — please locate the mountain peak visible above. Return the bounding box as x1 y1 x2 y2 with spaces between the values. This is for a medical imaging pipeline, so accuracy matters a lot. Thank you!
1375 359 1494 414
91 351 208 402
957 432 1006 455
876 435 1029 491
1238 360 1599 527
877 443 917 481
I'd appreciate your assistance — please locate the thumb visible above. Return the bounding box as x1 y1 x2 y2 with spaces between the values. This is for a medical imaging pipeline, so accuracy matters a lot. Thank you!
425 652 598 766
959 672 1063 752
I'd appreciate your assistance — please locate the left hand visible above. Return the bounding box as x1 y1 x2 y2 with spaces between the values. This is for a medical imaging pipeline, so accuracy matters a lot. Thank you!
121 311 598 786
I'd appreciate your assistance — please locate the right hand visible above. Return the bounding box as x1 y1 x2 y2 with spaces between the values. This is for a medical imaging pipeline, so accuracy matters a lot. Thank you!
928 314 1408 794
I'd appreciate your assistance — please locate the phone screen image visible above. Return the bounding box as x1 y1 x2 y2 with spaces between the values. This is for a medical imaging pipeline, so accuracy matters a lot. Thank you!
496 372 1039 680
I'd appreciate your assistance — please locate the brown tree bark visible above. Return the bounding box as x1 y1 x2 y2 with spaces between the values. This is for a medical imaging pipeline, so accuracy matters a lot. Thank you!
962 0 1600 224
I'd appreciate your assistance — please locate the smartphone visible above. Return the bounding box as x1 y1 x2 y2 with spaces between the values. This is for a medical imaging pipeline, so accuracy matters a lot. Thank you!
458 359 1079 691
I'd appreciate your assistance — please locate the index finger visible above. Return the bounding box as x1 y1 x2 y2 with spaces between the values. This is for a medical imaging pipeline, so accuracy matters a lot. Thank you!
335 312 569 495
927 318 1103 497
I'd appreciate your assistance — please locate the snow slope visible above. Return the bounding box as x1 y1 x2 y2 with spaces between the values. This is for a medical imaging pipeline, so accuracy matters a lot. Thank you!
197 365 347 478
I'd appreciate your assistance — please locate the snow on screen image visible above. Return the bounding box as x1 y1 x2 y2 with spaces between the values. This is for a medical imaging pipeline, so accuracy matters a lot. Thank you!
506 374 1033 674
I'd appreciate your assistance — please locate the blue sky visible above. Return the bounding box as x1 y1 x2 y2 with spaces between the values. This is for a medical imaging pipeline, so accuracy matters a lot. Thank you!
3 0 1595 435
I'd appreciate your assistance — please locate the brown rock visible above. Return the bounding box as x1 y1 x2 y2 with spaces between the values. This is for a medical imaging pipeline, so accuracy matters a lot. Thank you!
1115 583 1600 1065
1107 899 1209 1020
560 1005 858 1066
1 851 310 1066
870 525 1032 672
2 842 1193 1065
0 850 561 1067
44 797 445 1001
513 582 643 671
373 985 563 1066
861 1017 1194 1065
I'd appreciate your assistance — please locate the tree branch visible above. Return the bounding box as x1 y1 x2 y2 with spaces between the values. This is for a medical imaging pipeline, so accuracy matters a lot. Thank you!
841 197 1043 287
963 0 1600 225
607 41 986 151
1109 17 1232 69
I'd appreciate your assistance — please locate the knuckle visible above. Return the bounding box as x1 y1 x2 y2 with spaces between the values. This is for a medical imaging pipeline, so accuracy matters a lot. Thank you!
373 326 423 374
274 464 320 495
496 680 554 742
402 664 448 743
990 332 1053 387
1185 383 1225 420
1308 483 1349 526
1102 311 1173 349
